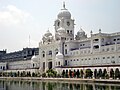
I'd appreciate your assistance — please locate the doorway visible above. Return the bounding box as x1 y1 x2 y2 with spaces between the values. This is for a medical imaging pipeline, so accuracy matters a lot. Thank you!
48 62 52 69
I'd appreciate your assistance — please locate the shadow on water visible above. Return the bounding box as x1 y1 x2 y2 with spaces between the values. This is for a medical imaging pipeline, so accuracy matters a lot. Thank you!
0 80 120 90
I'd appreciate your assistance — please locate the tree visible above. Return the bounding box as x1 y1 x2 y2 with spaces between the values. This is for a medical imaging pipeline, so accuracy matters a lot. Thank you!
62 70 65 78
69 70 72 78
57 74 61 78
80 69 84 78
48 72 54 77
102 69 107 79
28 71 31 77
17 71 20 77
65 70 68 78
22 71 26 77
42 73 46 77
10 71 13 77
14 72 17 77
94 69 97 79
76 69 80 78
74 70 76 78
115 68 120 79
36 72 41 77
110 69 114 79
46 69 57 77
85 69 93 78
98 69 102 79
20 72 23 77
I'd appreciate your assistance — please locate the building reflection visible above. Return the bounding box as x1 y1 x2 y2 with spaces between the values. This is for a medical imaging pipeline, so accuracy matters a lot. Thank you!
0 80 120 90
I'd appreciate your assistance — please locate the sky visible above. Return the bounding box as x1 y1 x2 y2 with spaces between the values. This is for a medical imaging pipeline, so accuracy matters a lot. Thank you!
0 0 120 52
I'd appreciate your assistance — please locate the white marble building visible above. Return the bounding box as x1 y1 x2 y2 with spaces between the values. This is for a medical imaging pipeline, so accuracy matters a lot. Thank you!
0 3 120 74
39 3 120 73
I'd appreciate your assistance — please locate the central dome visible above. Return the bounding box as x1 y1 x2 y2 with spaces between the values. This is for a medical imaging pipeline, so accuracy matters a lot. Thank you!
57 2 71 19
58 9 71 19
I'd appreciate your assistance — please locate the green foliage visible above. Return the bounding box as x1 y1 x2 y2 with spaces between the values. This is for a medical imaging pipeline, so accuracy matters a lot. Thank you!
46 69 57 77
80 69 84 78
102 69 107 79
10 71 13 77
98 69 102 78
42 73 46 77
69 70 72 78
74 70 76 78
14 72 17 77
20 72 23 77
17 71 20 77
76 69 80 78
22 71 26 77
36 72 41 77
106 74 109 79
94 69 97 79
65 70 68 78
85 69 93 78
62 70 65 78
57 74 61 78
110 69 114 79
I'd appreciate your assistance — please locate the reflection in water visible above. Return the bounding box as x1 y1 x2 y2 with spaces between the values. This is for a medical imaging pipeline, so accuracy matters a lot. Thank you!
0 80 120 90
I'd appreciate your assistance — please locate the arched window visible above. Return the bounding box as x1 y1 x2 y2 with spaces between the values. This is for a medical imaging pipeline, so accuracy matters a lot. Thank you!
33 63 34 68
49 50 52 55
42 51 45 57
67 30 69 34
58 61 60 65
55 49 58 54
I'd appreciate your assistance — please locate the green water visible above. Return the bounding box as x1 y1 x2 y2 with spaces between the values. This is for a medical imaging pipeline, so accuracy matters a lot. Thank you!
0 80 120 90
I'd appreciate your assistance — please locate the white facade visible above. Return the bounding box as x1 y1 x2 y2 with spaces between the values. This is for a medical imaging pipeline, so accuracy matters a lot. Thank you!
0 62 7 71
0 3 120 74
39 3 120 73
0 55 40 73
8 55 40 70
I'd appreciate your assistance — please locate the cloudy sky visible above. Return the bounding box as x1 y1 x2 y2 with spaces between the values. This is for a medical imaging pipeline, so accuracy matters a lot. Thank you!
0 0 120 52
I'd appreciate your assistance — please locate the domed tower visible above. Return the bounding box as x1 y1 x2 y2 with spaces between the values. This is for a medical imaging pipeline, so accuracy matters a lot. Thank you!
55 52 64 67
31 55 39 68
54 2 75 41
75 28 87 40
42 30 54 44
